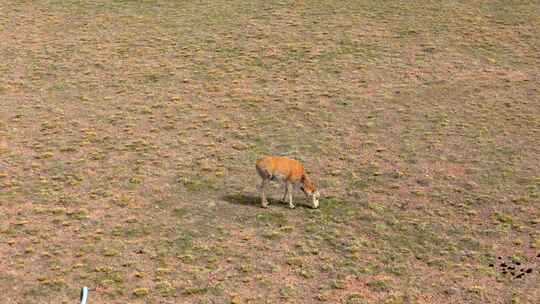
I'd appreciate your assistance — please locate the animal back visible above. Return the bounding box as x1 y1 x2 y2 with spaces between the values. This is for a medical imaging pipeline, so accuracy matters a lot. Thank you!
256 156 304 182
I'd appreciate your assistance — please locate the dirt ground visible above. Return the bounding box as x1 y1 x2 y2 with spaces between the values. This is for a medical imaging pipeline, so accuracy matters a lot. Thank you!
1 1 539 303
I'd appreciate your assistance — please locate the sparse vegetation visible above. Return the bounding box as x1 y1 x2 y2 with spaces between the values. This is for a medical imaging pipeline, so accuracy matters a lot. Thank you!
1 0 539 303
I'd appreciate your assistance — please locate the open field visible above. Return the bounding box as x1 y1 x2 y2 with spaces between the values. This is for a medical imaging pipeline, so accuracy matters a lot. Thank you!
1 0 539 303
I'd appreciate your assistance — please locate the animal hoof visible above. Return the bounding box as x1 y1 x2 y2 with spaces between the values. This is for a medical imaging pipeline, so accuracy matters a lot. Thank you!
261 203 269 208
289 205 295 209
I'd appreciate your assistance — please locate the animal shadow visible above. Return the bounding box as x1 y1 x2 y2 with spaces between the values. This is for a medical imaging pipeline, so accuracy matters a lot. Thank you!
223 193 311 209
223 193 260 208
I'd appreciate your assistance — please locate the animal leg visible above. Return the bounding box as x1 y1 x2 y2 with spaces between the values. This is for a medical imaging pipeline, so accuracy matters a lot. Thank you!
281 182 289 203
259 178 269 208
287 182 295 209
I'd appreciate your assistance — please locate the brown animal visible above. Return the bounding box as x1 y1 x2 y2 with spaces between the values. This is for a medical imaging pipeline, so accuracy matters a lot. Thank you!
255 156 320 209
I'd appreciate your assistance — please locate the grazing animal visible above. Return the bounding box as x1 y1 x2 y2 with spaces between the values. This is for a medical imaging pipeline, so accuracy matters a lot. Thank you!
255 156 320 209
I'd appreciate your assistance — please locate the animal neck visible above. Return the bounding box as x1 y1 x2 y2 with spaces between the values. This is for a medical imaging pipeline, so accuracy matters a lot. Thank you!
301 174 313 189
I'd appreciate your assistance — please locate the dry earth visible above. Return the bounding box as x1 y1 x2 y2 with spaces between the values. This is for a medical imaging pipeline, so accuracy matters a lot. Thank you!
1 1 539 303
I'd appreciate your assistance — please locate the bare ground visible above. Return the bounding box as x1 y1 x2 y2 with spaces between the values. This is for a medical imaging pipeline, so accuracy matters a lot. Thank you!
1 1 539 303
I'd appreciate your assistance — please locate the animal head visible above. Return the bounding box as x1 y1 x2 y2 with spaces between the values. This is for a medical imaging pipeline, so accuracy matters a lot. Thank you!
301 175 320 208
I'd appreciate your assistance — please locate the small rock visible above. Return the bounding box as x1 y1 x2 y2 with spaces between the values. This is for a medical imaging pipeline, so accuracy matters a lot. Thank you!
232 143 248 150
416 178 430 186
230 295 243 304
133 288 149 297
330 170 341 176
